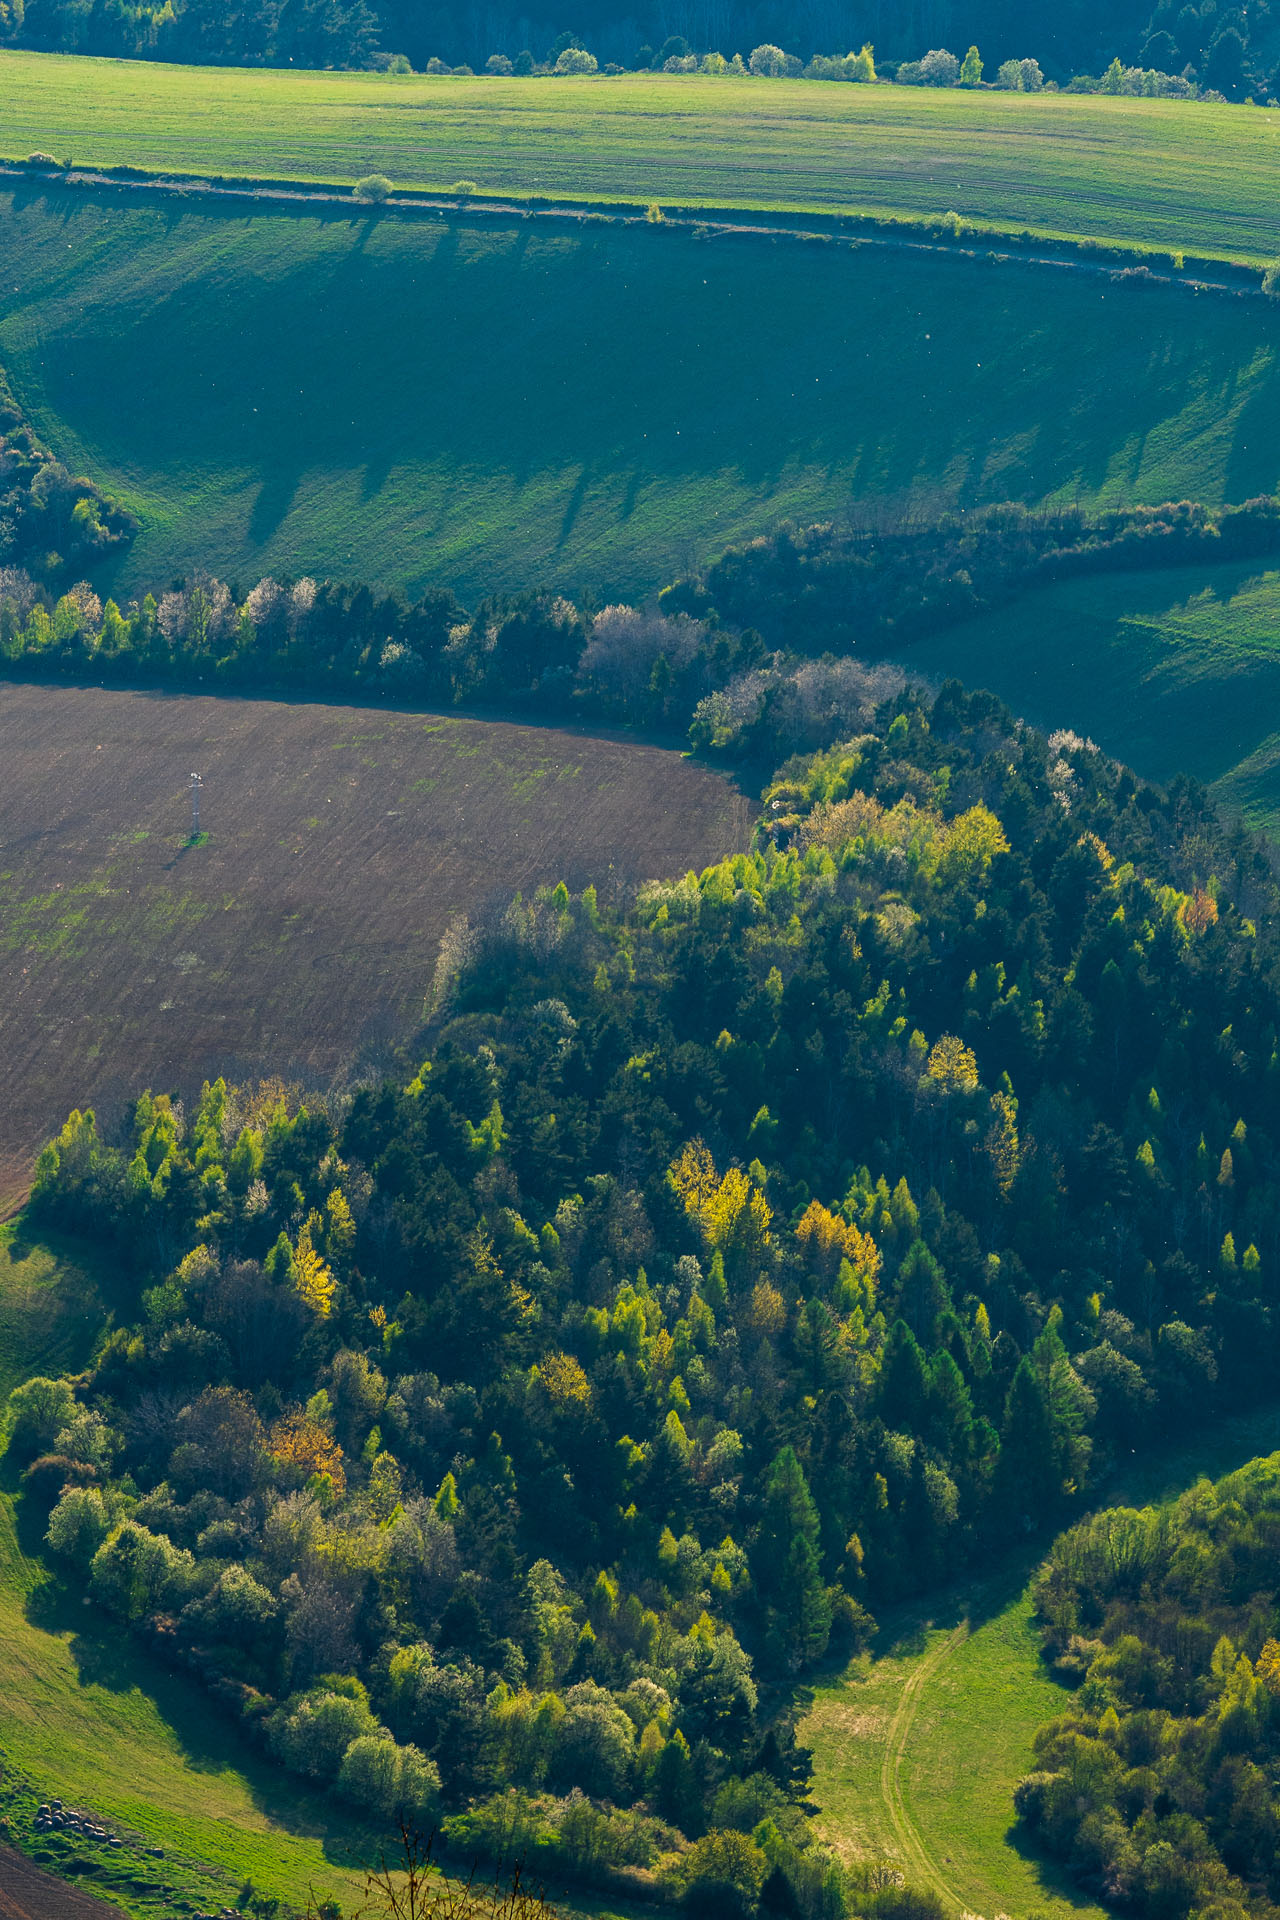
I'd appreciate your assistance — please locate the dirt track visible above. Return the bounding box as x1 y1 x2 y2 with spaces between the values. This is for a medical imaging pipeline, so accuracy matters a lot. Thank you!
0 681 749 1209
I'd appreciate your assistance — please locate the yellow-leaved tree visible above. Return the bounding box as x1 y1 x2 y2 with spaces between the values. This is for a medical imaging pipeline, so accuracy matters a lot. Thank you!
294 1211 336 1316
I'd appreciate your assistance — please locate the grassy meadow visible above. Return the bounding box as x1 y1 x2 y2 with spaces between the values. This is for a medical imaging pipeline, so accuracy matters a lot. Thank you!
900 560 1280 829
803 1400 1280 1920
4 186 1280 600
5 55 1280 262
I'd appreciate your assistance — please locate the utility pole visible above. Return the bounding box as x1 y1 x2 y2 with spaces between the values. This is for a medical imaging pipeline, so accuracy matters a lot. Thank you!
190 772 203 837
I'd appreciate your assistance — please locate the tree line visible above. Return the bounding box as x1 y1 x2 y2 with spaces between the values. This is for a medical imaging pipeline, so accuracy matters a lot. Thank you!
17 675 1280 1913
0 0 1270 102
4 497 1280 766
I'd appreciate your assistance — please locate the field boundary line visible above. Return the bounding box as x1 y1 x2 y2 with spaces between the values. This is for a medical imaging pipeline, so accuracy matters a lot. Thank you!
0 164 1265 296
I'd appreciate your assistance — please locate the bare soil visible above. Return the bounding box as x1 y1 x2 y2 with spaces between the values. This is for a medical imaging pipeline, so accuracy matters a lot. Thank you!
0 1847 125 1919
0 682 749 1209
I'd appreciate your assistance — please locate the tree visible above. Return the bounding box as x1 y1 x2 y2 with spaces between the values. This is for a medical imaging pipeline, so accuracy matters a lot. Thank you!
336 1736 441 1823
754 1447 831 1670
353 175 393 202
958 44 983 86
998 1357 1058 1516
45 1485 110 1571
268 1681 381 1781
748 43 789 75
677 1829 768 1917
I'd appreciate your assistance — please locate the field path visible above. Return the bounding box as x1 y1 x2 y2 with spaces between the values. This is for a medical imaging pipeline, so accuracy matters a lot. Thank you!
807 1400 1280 1918
878 1623 970 1910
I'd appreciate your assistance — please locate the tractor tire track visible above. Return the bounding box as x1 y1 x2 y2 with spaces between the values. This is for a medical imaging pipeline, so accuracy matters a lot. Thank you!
879 1623 970 1911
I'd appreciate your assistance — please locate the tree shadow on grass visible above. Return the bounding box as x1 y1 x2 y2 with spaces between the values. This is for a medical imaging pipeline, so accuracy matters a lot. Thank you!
1003 1814 1111 1914
12 1530 376 1866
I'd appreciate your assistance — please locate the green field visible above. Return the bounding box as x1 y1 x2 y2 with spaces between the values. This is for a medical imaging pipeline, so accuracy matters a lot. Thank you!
4 185 1280 600
803 1400 1280 1920
0 1224 373 1917
900 559 1280 828
5 55 1280 263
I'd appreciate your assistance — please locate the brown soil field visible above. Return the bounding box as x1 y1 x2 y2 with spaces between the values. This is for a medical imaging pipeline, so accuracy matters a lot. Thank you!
0 681 750 1211
0 1846 124 1919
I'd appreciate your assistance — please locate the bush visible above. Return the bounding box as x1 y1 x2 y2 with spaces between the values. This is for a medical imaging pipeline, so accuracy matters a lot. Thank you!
452 179 478 196
485 53 513 73
554 47 597 73
336 1735 441 1824
23 152 64 169
676 1830 768 1917
268 1681 381 1781
353 175 393 203
46 1485 110 1571
748 43 796 75
997 56 1044 90
386 53 412 72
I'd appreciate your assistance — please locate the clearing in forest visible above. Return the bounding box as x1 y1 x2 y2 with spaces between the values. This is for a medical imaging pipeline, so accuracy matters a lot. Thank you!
802 1400 1280 1920
3 57 1280 263
0 681 749 1210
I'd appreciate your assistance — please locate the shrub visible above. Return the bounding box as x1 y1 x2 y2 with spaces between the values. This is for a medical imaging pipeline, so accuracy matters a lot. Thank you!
1263 261 1280 296
675 1830 768 1917
424 56 449 72
645 202 665 223
353 175 393 203
748 43 794 75
268 1681 381 1781
452 179 479 196
386 53 412 72
513 49 534 73
997 56 1044 89
336 1735 441 1823
23 152 64 169
554 47 597 73
485 53 513 73
46 1485 110 1572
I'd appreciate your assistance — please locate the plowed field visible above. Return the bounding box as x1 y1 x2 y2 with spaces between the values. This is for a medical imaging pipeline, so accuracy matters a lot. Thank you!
0 682 749 1209
0 1847 124 1919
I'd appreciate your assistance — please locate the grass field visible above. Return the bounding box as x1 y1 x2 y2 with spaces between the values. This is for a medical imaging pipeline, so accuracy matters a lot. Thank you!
4 188 1280 600
900 559 1280 829
0 1222 375 1917
5 56 1280 264
803 1399 1280 1920
0 681 747 1210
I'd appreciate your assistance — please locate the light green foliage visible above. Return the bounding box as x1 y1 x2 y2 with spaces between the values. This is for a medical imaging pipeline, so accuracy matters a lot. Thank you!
268 1681 381 1780
89 1521 199 1621
336 1734 441 1822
